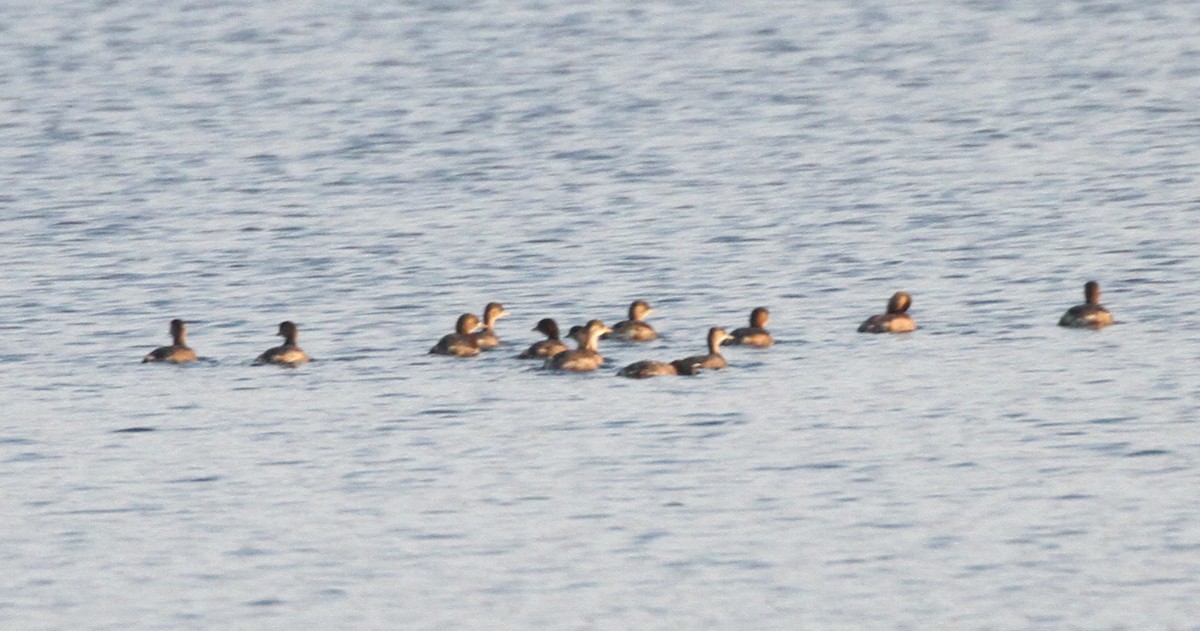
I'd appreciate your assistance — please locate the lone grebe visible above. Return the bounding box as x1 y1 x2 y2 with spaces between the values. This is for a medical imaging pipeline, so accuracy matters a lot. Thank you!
430 313 483 357
471 302 509 350
547 320 611 372
606 300 658 342
518 318 569 359
724 307 773 347
857 292 916 333
143 319 198 364
1058 281 1114 329
256 321 309 364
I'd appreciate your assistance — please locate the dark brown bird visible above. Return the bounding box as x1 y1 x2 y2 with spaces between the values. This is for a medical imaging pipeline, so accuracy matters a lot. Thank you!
518 318 569 359
546 320 611 372
724 307 773 347
1058 281 1114 329
430 313 483 357
857 292 916 333
143 319 198 364
605 300 658 342
256 321 309 364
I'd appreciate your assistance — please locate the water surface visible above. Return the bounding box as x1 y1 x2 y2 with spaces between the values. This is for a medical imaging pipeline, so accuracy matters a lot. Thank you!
3 0 1200 628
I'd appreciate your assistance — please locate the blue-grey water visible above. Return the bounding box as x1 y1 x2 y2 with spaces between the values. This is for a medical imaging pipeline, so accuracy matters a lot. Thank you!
3 0 1200 628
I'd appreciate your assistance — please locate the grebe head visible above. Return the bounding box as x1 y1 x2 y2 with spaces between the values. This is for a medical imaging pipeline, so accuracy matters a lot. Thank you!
533 318 560 339
749 307 769 328
483 302 509 327
887 292 912 314
278 320 299 343
169 319 187 343
586 319 611 337
584 320 611 348
1084 281 1101 305
628 300 653 321
455 313 482 335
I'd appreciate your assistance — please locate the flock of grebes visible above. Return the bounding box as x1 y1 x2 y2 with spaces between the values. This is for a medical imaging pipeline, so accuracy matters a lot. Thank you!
142 281 1114 378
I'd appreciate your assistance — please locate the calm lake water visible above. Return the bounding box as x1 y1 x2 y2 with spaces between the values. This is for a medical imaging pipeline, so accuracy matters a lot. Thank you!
3 0 1200 628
